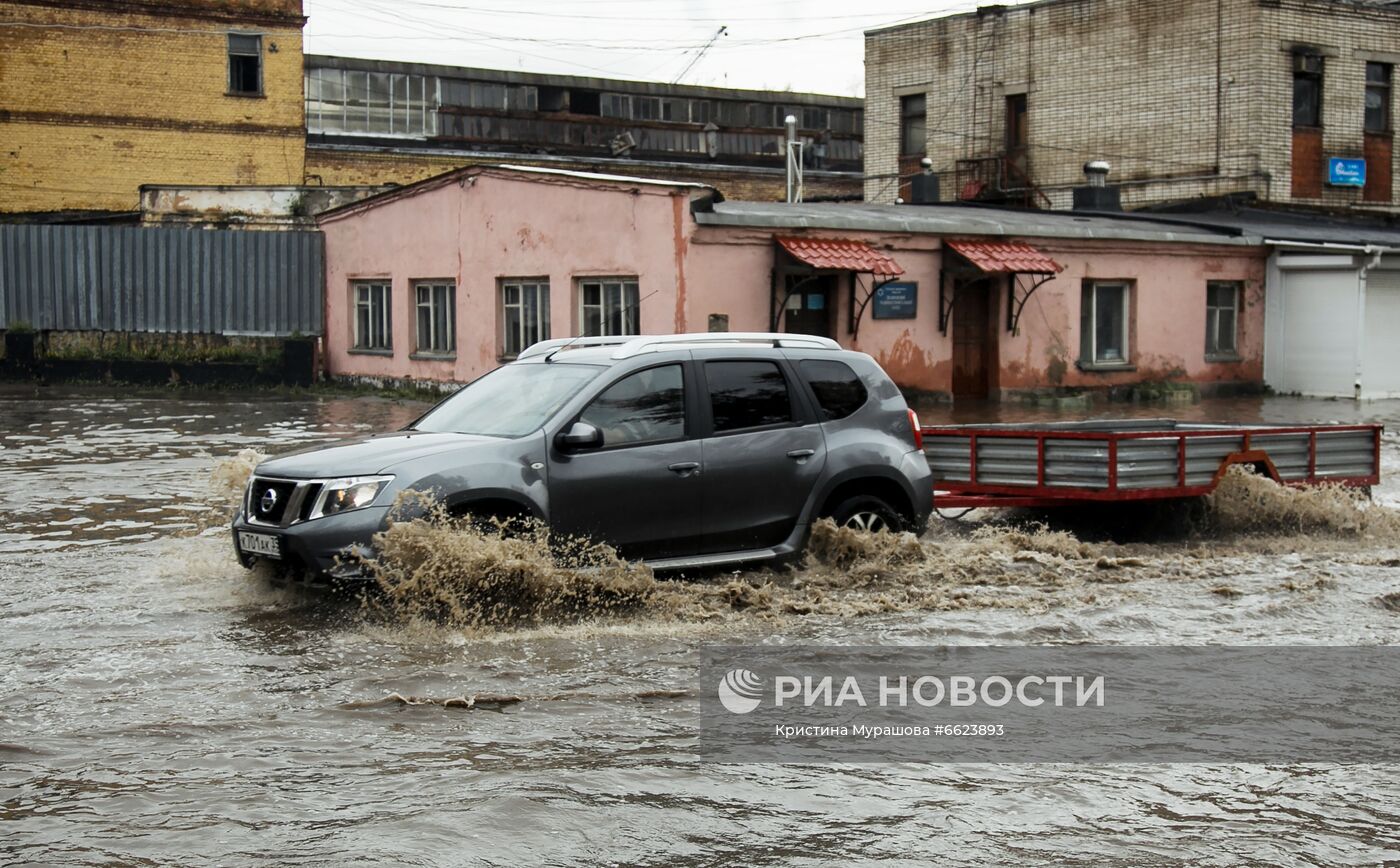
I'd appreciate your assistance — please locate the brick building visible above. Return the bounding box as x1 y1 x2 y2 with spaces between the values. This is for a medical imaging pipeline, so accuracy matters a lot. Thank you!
864 0 1400 212
0 0 309 217
0 1 863 218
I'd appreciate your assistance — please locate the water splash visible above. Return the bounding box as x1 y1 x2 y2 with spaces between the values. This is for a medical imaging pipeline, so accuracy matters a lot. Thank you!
1206 465 1400 537
201 456 1400 635
357 492 658 628
208 448 265 503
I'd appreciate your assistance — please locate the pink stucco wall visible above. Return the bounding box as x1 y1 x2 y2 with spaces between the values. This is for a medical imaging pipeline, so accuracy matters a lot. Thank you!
684 229 1265 397
320 170 1266 399
319 169 693 383
996 241 1266 395
683 227 950 392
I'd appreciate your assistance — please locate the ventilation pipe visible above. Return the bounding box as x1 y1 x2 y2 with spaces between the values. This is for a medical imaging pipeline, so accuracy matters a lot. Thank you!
1072 160 1122 211
907 156 941 205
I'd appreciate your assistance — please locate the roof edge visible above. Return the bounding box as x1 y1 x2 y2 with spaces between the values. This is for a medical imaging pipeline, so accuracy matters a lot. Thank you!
316 163 715 223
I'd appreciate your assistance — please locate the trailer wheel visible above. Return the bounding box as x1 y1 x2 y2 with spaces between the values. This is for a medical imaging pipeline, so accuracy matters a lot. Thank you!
829 495 904 533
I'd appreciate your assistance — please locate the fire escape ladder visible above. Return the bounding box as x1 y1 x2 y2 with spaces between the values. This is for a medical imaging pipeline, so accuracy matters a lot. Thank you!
1002 158 1053 210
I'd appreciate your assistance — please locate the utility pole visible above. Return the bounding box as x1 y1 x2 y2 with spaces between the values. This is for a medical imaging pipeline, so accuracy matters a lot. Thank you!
785 115 804 203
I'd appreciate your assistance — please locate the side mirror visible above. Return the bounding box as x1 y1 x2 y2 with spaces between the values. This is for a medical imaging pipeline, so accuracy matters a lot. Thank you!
556 421 603 451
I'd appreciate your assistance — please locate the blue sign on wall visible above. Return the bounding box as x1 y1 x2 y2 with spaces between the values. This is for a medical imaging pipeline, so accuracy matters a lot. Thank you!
872 282 918 319
1328 157 1367 188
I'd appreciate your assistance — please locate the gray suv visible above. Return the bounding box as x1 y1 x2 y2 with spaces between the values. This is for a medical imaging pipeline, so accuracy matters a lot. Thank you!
232 333 933 578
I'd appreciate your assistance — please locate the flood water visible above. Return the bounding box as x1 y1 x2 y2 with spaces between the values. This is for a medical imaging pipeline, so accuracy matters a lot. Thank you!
3 384 1400 865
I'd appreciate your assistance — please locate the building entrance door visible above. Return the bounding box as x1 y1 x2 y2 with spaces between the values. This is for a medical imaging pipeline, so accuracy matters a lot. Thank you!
952 278 995 399
783 275 835 338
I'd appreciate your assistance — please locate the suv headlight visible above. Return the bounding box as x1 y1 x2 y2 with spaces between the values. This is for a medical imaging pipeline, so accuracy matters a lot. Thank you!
307 475 394 520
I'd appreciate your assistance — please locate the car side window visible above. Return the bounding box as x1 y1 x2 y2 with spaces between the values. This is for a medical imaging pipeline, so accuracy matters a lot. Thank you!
578 364 685 447
800 359 868 420
706 360 793 433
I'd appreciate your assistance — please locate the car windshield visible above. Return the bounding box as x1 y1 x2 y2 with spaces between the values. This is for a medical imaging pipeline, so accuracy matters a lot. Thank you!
412 362 604 438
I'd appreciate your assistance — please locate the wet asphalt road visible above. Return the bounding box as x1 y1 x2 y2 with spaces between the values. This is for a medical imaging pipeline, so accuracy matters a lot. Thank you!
3 385 1400 866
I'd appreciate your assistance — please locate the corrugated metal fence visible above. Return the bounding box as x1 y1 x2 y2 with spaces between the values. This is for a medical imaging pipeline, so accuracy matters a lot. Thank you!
0 224 323 335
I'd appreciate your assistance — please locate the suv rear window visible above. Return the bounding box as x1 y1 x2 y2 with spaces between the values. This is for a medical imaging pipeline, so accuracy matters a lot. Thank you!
800 359 868 420
706 361 793 432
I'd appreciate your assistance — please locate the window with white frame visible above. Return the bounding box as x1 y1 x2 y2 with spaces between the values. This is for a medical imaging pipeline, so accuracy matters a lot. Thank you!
352 281 392 351
579 278 640 337
414 280 455 355
1079 280 1131 366
1205 281 1240 358
501 279 550 358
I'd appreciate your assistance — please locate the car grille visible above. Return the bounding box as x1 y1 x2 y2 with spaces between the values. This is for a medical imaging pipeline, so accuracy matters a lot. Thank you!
247 477 307 527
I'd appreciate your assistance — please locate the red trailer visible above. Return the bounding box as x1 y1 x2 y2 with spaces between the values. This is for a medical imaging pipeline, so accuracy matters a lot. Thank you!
920 419 1383 510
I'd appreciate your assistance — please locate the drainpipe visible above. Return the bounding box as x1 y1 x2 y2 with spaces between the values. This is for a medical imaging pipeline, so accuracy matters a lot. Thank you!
1355 246 1384 399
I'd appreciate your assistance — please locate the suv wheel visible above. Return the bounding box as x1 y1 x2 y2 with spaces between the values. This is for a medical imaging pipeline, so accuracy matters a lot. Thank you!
829 495 904 533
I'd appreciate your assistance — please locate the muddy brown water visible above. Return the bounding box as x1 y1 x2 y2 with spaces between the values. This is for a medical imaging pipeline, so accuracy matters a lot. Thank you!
3 384 1400 865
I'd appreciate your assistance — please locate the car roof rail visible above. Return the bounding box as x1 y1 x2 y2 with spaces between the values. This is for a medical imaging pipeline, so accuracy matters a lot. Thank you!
610 332 842 359
516 336 633 359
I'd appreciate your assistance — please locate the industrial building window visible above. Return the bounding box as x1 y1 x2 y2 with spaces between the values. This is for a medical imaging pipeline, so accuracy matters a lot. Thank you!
414 281 455 355
1366 63 1392 133
501 279 550 359
1079 281 1131 367
1205 281 1240 359
900 94 926 156
1292 53 1323 128
305 68 436 137
602 94 630 118
352 281 392 351
228 34 262 96
579 278 640 337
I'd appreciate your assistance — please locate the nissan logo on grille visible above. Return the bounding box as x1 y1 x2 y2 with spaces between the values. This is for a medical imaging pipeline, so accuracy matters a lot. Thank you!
260 488 279 514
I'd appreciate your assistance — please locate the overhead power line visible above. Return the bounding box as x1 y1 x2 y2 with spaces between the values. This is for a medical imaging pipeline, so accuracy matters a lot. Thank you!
672 26 728 85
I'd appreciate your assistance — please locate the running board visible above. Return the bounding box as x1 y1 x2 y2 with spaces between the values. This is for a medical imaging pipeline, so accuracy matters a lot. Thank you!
645 548 778 571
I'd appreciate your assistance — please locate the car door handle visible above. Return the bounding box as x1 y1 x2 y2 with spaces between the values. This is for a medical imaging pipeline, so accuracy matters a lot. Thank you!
668 461 701 474
786 449 816 459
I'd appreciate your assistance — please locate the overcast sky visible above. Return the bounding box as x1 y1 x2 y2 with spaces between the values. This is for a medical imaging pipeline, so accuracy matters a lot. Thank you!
302 0 979 97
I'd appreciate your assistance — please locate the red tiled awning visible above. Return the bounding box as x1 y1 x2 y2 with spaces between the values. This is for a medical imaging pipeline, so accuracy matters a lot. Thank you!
945 239 1063 275
777 236 904 277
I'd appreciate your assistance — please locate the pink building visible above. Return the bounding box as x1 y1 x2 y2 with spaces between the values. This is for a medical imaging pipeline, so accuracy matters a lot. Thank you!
317 165 1267 401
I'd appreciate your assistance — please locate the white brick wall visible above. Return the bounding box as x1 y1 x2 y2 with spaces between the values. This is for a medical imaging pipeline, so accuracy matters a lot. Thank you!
865 0 1400 210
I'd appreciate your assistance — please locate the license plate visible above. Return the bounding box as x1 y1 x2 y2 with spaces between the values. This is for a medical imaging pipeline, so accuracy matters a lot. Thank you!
238 531 282 559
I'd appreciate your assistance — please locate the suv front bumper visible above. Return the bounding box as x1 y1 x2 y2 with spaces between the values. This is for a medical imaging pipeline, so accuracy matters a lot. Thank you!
231 505 391 578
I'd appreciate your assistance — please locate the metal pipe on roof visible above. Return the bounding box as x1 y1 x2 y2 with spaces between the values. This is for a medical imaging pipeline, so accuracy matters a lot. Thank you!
1264 239 1400 253
785 115 803 204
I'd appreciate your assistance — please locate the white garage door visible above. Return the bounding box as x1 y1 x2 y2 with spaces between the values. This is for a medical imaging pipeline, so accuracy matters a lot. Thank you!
1363 270 1400 399
1274 270 1358 398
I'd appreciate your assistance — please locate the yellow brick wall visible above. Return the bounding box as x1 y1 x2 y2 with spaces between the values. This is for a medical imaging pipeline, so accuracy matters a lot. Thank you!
306 147 862 202
0 0 306 213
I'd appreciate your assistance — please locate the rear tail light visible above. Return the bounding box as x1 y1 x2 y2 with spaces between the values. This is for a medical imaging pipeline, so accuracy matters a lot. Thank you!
908 408 924 451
